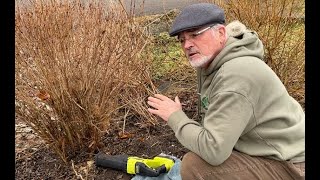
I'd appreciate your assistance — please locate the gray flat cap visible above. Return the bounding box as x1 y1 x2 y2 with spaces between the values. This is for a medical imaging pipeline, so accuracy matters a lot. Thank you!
169 3 225 36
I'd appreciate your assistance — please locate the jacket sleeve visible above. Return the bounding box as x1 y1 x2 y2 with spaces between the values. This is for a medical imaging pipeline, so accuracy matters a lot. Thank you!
167 91 254 165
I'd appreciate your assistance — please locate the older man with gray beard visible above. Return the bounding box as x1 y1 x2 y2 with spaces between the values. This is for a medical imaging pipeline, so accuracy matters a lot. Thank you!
147 3 305 180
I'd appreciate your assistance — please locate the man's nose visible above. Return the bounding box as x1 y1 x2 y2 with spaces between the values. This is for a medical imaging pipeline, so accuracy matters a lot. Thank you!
183 39 194 50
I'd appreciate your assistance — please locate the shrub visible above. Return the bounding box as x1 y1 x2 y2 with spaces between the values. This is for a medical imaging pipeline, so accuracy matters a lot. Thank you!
15 0 157 163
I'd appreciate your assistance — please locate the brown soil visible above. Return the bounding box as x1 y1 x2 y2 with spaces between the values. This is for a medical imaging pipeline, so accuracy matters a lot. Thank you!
15 91 198 180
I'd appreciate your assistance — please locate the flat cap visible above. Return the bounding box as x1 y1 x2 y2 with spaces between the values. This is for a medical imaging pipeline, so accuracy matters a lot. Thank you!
169 3 225 36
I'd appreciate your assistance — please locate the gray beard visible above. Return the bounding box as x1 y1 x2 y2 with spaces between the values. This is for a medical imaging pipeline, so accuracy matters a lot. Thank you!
189 55 212 68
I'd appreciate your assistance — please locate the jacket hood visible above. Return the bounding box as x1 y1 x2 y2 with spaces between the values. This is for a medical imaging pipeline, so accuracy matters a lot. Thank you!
203 21 264 76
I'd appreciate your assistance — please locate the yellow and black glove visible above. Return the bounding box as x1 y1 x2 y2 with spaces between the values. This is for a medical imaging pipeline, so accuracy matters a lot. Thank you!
95 152 175 177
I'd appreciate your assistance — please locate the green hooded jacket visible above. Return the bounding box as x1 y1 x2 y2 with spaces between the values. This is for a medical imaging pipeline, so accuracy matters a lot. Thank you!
167 25 305 166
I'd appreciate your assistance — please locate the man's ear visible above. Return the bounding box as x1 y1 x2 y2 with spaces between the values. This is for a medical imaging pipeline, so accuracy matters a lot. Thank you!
218 26 227 39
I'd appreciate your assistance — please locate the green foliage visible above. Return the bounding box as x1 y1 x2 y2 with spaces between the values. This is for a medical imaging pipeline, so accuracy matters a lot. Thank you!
148 32 185 79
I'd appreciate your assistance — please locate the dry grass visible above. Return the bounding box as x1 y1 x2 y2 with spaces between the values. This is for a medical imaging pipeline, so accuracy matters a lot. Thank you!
15 0 158 163
205 0 305 107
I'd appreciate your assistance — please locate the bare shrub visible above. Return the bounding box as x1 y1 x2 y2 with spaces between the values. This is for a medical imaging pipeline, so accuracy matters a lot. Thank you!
205 0 305 107
15 0 157 163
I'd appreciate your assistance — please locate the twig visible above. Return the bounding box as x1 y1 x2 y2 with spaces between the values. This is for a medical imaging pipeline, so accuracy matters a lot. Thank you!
144 9 176 28
122 108 130 134
71 160 85 180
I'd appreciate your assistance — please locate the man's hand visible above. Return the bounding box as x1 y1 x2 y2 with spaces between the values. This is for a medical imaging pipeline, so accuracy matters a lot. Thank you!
147 94 182 122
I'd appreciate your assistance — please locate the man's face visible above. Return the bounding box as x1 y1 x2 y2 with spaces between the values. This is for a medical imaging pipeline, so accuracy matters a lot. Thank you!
178 25 225 68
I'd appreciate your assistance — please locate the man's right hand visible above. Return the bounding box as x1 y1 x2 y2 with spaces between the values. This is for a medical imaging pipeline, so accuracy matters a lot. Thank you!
147 94 182 122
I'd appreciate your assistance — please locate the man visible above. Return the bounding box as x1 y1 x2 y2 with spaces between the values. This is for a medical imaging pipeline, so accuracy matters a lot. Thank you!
147 3 305 180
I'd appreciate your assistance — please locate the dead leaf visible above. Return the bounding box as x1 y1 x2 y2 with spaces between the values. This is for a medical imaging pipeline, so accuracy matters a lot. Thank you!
118 131 134 139
36 90 50 100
